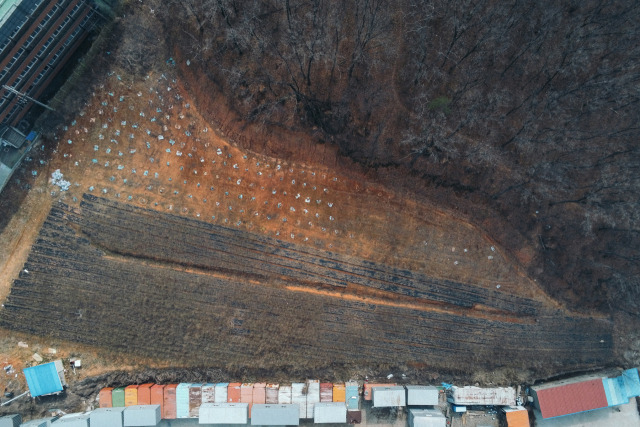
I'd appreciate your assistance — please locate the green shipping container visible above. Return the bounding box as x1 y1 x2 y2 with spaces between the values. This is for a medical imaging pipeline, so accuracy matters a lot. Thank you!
112 387 126 407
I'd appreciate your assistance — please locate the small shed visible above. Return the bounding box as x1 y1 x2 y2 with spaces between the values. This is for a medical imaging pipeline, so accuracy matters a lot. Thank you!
320 383 333 402
291 383 307 418
0 415 20 427
278 385 292 404
19 418 57 427
373 386 406 407
125 385 138 406
23 360 66 397
150 384 165 415
199 402 248 424
332 384 345 402
266 384 279 404
251 404 300 426
306 380 320 418
314 402 347 423
409 408 446 427
345 381 359 410
227 383 242 403
123 405 161 426
176 383 190 418
202 383 216 404
406 385 439 406
162 384 178 419
137 383 153 405
189 383 203 417
90 407 125 427
364 383 392 401
54 412 90 427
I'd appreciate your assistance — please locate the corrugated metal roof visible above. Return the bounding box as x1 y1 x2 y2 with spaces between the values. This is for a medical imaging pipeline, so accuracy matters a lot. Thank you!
89 407 124 427
199 403 248 424
603 368 640 407
54 412 90 426
449 386 516 406
214 383 228 403
23 362 63 397
314 402 346 424
123 405 160 427
503 406 528 427
345 382 359 410
534 378 608 418
251 404 300 426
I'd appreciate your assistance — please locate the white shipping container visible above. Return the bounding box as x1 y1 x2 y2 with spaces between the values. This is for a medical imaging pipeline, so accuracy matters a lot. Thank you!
409 408 446 427
449 386 516 406
373 386 406 407
278 385 292 404
250 404 299 426
202 384 216 403
292 383 307 418
199 403 248 425
313 402 347 423
53 413 90 427
306 380 320 418
214 383 228 403
406 385 439 406
123 405 161 427
0 414 20 427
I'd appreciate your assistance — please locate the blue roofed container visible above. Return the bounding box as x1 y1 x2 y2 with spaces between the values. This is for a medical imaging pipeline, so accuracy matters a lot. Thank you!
176 383 191 418
0 414 20 427
199 403 248 424
53 412 90 427
250 404 299 426
123 404 161 426
603 368 640 407
23 360 66 397
345 381 359 410
202 384 216 404
214 383 229 403
313 402 347 423
90 407 125 427
291 383 307 418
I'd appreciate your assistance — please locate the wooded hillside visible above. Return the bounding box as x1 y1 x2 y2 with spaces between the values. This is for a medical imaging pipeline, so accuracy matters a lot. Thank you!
144 0 640 314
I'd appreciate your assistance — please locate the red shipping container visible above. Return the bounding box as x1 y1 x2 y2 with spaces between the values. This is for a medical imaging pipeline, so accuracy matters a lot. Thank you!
151 384 165 416
137 383 153 405
99 387 113 408
320 383 333 402
163 384 178 419
227 383 242 403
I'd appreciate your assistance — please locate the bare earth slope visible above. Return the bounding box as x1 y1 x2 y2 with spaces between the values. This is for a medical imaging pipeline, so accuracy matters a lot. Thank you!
0 194 612 373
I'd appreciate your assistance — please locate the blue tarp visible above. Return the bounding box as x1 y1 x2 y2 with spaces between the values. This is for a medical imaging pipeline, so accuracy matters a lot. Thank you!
603 368 640 407
23 362 63 397
26 131 38 141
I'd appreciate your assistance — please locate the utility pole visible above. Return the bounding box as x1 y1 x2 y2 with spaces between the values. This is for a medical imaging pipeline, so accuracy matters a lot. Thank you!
2 85 55 111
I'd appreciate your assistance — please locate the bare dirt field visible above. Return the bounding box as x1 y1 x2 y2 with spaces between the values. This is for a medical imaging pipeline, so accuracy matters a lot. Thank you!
0 67 619 408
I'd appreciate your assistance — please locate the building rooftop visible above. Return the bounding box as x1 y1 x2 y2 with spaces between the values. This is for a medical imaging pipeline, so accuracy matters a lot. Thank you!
0 0 22 25
534 378 608 419
23 360 65 397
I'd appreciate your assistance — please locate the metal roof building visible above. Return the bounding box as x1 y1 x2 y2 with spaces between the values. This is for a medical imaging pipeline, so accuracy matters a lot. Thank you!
448 386 516 406
603 368 640 406
406 385 439 406
23 360 66 397
18 416 56 427
313 402 346 424
199 403 249 424
345 381 359 410
0 414 20 427
408 408 446 427
372 386 406 407
123 405 160 426
90 407 125 427
250 404 299 426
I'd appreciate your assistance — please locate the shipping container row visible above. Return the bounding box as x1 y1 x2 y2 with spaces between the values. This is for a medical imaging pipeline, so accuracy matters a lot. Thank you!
98 381 439 419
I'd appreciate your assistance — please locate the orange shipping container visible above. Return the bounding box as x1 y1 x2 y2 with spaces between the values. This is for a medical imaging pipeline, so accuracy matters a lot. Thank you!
151 384 165 415
137 383 153 405
227 383 242 403
163 384 178 419
99 387 113 408
364 383 394 401
125 385 139 406
320 383 333 402
333 384 346 402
